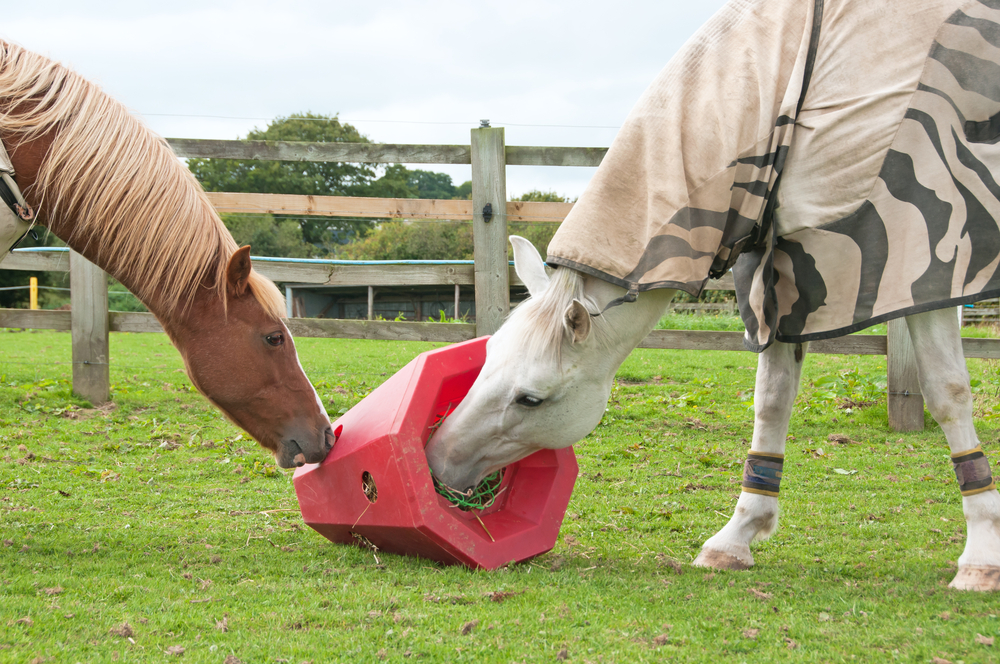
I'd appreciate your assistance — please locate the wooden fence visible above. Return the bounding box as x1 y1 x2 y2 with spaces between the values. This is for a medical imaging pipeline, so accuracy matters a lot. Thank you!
2 129 999 432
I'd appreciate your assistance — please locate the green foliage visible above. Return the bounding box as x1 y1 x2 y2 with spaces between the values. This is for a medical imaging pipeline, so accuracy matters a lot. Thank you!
187 113 378 252
337 220 562 261
186 114 470 257
657 312 745 331
503 191 567 260
338 221 474 260
223 212 313 258
188 114 374 198
798 369 888 412
361 164 460 200
514 189 572 203
507 223 559 261
107 283 146 313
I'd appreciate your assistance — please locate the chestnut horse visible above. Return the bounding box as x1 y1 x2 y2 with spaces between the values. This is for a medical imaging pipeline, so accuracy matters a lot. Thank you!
0 41 334 468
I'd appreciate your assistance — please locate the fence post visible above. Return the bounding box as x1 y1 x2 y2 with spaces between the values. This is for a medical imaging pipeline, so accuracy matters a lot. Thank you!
471 124 509 336
886 318 923 431
70 250 110 405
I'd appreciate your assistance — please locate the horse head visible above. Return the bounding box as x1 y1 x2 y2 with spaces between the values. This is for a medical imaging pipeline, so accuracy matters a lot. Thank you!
171 246 335 469
425 236 670 492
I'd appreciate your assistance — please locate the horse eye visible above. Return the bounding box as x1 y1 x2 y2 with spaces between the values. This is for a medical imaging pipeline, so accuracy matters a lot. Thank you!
516 394 543 408
265 333 285 347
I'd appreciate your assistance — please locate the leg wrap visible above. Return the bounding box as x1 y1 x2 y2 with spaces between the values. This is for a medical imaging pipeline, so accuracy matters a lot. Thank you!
952 447 995 496
742 452 784 497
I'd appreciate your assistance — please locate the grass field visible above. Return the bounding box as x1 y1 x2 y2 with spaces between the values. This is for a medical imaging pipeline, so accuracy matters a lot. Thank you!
3 321 1000 663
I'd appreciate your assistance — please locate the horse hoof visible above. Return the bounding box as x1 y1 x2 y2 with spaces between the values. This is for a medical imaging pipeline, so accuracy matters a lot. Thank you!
692 547 752 571
949 566 1000 591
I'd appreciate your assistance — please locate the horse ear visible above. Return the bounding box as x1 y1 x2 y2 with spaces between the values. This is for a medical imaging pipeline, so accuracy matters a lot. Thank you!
510 235 549 297
563 299 591 344
227 245 252 298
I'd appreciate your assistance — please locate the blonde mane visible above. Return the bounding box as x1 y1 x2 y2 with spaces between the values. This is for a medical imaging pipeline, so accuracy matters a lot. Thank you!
0 41 284 320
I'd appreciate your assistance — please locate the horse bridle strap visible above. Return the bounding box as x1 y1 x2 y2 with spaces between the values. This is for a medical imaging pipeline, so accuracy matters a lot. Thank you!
0 137 34 222
590 282 639 318
0 172 34 222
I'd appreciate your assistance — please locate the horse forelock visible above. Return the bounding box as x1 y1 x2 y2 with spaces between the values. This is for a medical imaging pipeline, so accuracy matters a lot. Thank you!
247 270 286 320
0 40 284 322
507 267 612 360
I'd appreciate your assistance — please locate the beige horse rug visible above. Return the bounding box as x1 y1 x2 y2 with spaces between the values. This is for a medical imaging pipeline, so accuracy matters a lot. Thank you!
548 0 1000 350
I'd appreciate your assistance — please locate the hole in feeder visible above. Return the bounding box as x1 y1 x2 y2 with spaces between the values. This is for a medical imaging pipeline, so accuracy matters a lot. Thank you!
361 471 378 503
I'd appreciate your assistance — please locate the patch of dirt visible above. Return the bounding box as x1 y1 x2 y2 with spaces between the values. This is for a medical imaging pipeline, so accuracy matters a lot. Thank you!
423 594 473 605
839 399 877 410
683 483 725 492
109 623 133 638
485 590 523 603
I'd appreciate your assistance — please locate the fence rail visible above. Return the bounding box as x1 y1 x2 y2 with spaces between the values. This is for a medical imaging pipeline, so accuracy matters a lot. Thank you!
167 138 608 167
2 134 999 432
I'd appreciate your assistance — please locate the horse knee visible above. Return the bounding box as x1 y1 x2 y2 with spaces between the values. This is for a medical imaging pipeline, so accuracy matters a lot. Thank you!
924 380 972 424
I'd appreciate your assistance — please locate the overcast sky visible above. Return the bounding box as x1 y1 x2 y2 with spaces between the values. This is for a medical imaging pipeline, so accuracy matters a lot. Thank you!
4 0 729 199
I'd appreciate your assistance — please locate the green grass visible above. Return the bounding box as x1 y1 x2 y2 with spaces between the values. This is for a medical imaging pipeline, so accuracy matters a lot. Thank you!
3 328 1000 662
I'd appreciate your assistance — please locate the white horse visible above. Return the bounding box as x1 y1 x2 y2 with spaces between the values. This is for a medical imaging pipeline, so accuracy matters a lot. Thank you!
426 237 1000 591
426 0 1000 590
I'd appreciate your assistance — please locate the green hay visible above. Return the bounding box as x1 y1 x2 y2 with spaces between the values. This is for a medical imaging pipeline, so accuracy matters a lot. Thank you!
432 469 505 511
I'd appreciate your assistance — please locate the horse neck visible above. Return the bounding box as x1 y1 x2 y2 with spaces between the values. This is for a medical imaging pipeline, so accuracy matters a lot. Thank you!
6 130 225 330
579 273 675 368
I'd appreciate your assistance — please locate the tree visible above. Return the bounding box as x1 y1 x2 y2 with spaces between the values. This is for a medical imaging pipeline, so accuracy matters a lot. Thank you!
188 114 468 256
363 165 458 200
506 190 573 259
409 170 457 200
337 190 574 261
338 221 474 261
515 189 572 203
187 114 380 254
339 220 567 262
223 213 313 258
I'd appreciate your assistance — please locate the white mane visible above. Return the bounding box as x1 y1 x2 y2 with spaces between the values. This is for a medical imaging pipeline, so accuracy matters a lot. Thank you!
506 267 617 360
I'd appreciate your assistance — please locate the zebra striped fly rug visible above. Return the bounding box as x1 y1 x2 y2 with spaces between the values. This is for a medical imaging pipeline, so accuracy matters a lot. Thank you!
547 0 1000 351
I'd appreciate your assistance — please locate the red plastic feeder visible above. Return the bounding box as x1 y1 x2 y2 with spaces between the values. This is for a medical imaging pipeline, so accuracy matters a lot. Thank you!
293 336 578 569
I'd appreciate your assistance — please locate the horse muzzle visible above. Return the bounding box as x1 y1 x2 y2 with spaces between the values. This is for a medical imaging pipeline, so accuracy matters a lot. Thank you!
276 425 337 468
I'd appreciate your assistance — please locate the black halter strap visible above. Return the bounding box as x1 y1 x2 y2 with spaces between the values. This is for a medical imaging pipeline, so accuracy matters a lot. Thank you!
0 172 34 222
590 282 639 317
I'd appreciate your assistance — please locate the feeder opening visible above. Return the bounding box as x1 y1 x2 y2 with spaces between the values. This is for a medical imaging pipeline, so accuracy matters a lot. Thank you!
433 468 506 511
361 471 378 503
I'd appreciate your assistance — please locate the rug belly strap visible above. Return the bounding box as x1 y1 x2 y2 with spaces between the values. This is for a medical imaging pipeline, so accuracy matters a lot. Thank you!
742 452 784 497
952 447 995 497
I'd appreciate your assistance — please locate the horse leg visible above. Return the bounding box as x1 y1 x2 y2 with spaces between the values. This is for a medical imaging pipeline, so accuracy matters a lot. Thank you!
906 308 1000 591
693 341 806 570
